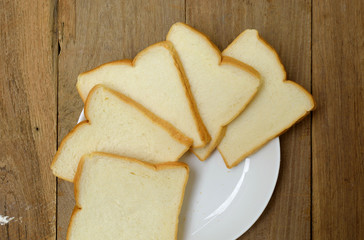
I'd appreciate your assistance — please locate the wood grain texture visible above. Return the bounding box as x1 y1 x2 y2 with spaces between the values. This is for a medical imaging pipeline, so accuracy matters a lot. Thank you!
57 0 185 239
312 0 364 239
0 0 57 239
185 0 312 239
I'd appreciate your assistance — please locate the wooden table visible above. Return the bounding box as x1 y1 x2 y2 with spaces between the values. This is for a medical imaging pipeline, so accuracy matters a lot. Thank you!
1 0 363 239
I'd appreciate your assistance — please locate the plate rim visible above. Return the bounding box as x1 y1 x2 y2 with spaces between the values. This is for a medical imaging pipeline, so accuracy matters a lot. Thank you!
232 137 280 239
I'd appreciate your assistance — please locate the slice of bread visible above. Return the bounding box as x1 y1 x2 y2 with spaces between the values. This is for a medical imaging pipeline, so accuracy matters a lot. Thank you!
67 152 189 240
218 29 315 168
51 85 192 182
77 42 210 148
167 22 261 160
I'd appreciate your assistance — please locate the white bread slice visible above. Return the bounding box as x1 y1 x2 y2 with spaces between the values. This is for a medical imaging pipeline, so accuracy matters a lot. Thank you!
167 22 261 160
77 42 210 148
51 85 192 182
219 29 315 168
67 152 189 240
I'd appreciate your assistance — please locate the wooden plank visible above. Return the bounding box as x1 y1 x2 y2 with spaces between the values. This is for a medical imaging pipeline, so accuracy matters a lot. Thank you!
312 0 364 239
185 0 312 239
0 1 57 239
56 0 185 238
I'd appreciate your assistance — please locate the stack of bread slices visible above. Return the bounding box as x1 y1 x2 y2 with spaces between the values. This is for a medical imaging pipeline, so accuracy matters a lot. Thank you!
51 22 315 240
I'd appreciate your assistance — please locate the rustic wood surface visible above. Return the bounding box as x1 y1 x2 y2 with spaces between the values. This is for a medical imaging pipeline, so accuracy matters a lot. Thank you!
0 1 57 239
312 0 364 239
0 0 363 239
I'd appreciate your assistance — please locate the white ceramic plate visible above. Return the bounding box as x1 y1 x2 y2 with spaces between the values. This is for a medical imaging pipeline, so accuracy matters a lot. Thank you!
78 110 280 240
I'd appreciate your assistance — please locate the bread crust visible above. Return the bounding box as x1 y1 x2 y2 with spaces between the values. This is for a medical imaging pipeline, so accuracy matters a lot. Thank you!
76 41 211 148
191 126 227 161
51 85 193 182
67 152 189 240
219 29 316 168
164 41 211 147
66 207 81 240
167 23 261 159
50 121 90 182
90 85 193 146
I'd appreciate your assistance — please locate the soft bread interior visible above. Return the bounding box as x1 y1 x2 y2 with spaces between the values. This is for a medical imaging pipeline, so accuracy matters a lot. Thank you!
219 29 315 168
